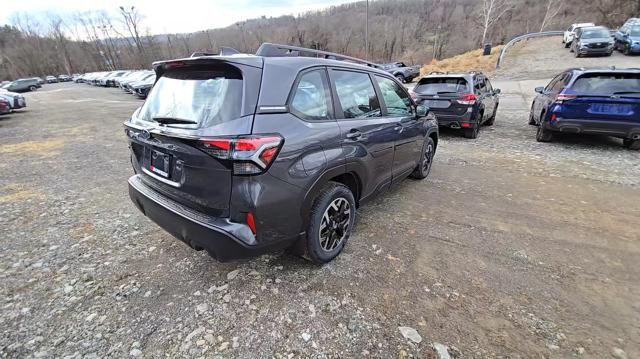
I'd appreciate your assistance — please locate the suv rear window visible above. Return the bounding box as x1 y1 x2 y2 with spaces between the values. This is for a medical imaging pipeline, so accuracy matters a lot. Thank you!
580 29 610 38
134 66 243 127
414 78 468 95
572 73 640 94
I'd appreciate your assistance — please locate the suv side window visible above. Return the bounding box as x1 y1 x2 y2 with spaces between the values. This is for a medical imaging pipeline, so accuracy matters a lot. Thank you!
485 79 494 93
545 74 563 92
551 73 569 92
331 70 381 119
474 77 487 94
290 69 332 121
374 75 413 116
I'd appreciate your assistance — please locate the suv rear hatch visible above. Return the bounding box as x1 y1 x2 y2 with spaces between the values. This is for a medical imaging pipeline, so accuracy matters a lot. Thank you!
412 77 472 116
560 72 640 123
125 57 263 217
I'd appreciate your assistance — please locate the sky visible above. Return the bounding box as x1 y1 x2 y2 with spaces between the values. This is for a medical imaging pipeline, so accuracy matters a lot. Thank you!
0 0 356 35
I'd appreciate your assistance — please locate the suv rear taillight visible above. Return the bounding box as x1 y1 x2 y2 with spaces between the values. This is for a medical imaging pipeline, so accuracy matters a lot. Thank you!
198 135 283 175
554 93 577 103
457 93 477 105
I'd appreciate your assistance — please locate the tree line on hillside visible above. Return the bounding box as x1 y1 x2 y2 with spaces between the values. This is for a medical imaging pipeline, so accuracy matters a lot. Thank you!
0 0 638 80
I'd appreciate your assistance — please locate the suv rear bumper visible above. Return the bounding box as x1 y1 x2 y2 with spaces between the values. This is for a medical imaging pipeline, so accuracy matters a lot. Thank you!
128 174 291 261
543 118 640 138
434 111 474 129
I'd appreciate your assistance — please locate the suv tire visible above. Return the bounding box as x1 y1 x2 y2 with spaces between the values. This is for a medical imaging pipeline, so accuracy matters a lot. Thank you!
623 138 640 150
304 182 356 263
410 137 435 180
28 85 37 91
395 74 406 83
536 125 553 142
464 126 479 139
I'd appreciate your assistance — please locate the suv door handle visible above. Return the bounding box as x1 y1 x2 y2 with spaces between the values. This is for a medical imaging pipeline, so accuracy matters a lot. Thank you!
346 130 362 140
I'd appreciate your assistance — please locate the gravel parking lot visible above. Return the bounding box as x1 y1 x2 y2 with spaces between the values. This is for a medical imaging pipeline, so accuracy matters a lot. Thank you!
1 38 639 358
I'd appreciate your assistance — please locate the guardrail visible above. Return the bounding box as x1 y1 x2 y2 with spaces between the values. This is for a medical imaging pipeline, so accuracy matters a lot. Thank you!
496 31 565 68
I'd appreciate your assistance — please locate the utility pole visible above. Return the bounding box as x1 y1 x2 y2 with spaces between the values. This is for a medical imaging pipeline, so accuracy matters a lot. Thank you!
365 0 369 60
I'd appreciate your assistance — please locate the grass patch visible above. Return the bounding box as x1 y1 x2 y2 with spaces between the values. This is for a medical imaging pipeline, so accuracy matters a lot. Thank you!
0 138 65 158
0 184 44 204
420 45 505 76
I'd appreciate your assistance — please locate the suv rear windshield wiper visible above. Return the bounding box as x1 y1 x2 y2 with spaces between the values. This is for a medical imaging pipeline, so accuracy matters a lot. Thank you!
612 91 640 95
152 116 198 125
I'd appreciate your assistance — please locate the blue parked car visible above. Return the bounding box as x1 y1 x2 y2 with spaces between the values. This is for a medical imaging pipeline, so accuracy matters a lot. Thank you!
614 23 640 55
528 68 640 150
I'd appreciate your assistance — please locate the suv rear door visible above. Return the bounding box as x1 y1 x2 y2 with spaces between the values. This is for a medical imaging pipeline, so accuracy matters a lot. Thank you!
373 75 422 180
329 68 397 199
563 72 640 123
478 77 497 121
125 59 262 217
413 77 471 117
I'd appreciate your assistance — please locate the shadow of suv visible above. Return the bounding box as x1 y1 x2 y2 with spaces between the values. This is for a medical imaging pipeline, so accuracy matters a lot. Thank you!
125 43 439 263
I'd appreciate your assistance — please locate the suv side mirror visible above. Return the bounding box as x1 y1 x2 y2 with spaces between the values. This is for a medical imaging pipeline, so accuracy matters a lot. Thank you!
494 88 501 95
416 105 428 117
535 86 545 94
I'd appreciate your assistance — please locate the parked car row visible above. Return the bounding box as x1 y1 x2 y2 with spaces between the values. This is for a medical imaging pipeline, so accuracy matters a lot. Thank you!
77 70 156 99
563 18 640 57
1 78 41 93
0 73 79 92
120 41 640 266
0 86 27 115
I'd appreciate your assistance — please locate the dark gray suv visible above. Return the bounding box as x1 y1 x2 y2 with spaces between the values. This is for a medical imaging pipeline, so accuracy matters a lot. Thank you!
125 43 439 263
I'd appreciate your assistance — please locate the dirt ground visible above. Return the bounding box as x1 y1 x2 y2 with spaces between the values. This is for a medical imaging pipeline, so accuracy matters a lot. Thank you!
1 37 639 358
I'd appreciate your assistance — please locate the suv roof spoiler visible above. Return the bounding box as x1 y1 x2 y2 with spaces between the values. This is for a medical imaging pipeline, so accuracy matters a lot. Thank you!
256 43 380 68
191 47 241 57
427 70 485 76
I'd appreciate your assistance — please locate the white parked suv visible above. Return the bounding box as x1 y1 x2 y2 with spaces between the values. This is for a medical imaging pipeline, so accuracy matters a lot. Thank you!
564 23 595 48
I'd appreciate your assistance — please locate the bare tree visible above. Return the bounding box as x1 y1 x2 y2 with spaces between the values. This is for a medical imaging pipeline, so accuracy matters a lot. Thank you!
539 0 563 31
478 0 516 45
119 6 146 66
48 16 74 74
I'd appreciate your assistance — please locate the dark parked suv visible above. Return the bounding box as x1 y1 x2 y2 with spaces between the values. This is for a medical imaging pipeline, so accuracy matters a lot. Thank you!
1 78 41 93
411 72 500 138
125 43 439 263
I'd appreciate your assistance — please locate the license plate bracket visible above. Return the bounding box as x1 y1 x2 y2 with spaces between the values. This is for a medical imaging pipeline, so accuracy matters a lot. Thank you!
589 103 632 115
149 149 171 178
422 99 450 109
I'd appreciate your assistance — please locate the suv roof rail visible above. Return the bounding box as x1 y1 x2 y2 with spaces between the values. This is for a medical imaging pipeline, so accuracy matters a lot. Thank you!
255 43 380 68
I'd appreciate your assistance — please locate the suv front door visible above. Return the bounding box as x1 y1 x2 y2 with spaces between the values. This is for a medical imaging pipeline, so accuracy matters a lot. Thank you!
329 68 397 200
482 78 498 119
373 75 422 181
